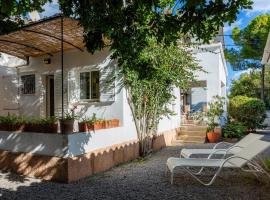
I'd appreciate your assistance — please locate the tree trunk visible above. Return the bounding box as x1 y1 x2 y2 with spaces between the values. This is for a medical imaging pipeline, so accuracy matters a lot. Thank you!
261 64 265 101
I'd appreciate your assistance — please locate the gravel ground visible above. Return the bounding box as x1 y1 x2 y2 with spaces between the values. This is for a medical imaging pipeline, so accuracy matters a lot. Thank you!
0 143 270 200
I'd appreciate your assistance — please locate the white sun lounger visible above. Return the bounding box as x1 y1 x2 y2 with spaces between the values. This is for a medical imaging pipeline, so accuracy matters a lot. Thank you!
180 133 264 158
166 139 270 186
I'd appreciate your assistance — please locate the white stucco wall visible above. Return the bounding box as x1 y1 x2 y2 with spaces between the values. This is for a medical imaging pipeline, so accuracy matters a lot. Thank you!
191 43 227 111
1 48 181 154
0 53 25 116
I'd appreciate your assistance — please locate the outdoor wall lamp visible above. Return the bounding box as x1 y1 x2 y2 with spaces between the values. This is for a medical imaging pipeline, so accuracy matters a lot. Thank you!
43 58 51 64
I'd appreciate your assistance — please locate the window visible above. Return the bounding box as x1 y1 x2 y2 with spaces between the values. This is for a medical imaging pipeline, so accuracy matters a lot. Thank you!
21 74 35 95
80 71 100 100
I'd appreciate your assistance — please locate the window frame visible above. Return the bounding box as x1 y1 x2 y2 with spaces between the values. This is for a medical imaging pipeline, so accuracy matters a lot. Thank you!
79 70 100 102
20 74 36 95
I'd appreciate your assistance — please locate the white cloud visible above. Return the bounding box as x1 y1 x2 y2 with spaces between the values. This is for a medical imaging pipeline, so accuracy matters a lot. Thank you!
41 0 59 17
231 68 253 80
246 0 270 14
224 19 243 33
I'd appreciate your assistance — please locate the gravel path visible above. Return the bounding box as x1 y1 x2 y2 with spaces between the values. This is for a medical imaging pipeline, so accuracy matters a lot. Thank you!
0 143 270 200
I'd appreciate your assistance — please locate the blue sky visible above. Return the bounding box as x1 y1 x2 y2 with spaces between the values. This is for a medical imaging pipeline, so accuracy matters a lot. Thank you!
223 0 270 87
40 0 270 88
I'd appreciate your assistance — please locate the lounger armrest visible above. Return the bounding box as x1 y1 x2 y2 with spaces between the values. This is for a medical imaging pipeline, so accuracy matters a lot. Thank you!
207 145 243 159
213 142 234 150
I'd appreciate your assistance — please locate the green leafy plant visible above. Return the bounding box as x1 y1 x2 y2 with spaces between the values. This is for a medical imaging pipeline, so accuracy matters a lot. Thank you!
64 105 79 120
223 121 247 138
0 115 25 125
206 96 225 132
228 95 266 131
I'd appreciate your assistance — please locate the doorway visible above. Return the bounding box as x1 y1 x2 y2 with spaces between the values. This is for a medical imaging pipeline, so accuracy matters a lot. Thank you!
46 75 55 117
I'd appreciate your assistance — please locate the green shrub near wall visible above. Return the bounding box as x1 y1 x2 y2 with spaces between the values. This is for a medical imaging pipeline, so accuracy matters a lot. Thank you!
228 95 266 131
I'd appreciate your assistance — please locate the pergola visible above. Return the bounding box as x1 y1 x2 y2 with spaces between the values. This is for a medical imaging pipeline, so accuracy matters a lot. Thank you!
0 15 84 59
0 15 85 133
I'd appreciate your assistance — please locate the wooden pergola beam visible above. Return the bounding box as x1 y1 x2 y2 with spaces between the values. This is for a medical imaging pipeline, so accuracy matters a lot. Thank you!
0 39 53 57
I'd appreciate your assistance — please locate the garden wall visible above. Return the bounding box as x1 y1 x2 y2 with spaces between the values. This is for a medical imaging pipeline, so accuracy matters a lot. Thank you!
0 128 178 182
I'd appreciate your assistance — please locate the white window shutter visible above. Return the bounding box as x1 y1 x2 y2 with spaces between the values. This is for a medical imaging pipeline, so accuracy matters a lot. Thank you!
68 69 79 104
99 64 116 102
54 69 68 117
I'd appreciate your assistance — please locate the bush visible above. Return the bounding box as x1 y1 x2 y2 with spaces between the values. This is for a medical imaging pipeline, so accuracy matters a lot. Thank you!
223 121 247 138
228 96 266 130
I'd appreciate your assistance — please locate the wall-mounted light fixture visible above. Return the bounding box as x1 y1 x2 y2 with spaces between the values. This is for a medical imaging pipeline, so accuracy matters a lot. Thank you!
43 58 51 64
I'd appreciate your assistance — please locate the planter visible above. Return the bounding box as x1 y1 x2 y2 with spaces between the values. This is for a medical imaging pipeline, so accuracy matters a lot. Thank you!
0 123 25 132
207 131 221 143
79 122 93 132
25 124 58 133
111 119 120 127
62 119 75 134
41 124 58 133
93 121 104 130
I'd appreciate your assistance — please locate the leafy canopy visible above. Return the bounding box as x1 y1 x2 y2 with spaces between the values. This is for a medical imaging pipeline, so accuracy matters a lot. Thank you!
0 0 51 34
230 68 270 108
225 14 270 70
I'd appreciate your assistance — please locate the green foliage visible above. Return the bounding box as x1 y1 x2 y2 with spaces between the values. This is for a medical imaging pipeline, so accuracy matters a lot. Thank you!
0 115 25 125
228 96 266 130
264 159 270 171
60 0 252 54
230 69 270 108
226 14 270 71
81 113 100 125
0 0 51 34
206 96 225 132
26 117 58 125
223 121 247 138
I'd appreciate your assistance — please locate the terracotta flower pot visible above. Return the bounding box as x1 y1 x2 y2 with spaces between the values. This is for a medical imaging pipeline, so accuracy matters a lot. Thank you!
93 121 104 130
79 122 93 132
62 119 75 134
207 131 221 143
111 119 120 127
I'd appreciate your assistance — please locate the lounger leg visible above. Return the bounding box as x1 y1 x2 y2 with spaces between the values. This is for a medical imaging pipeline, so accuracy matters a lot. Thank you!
171 169 174 185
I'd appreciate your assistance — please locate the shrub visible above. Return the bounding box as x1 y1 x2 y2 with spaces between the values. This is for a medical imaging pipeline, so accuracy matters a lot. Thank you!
228 96 266 131
223 121 247 138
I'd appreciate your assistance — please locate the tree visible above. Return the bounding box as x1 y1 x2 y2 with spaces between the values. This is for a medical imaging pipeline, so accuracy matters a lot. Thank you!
0 0 253 156
58 0 252 156
0 1 51 34
225 14 270 101
230 68 270 108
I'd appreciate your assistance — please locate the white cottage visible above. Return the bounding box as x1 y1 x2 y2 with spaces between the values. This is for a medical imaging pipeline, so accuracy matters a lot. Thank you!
0 16 180 182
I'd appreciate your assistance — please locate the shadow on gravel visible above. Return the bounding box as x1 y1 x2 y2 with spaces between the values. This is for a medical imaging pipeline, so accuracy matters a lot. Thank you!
0 146 270 200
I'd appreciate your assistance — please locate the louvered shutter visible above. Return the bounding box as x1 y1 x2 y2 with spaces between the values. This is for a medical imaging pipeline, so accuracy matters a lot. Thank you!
99 63 116 102
68 68 80 104
54 69 68 117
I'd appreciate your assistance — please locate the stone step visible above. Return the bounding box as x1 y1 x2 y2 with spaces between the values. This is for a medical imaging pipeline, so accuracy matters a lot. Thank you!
178 130 206 137
176 135 206 141
180 126 207 132
172 138 205 145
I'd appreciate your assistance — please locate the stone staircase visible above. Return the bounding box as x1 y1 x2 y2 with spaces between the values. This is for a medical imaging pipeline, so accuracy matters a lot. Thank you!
172 119 207 145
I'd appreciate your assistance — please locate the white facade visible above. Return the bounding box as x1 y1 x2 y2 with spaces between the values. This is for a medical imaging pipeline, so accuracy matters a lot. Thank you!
182 43 228 115
0 48 181 151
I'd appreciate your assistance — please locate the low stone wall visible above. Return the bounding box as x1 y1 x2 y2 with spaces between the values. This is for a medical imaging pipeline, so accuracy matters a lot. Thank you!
0 128 178 182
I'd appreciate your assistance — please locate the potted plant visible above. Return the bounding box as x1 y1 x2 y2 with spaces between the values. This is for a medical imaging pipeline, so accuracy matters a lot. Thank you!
0 115 25 132
61 105 78 134
206 96 225 143
40 117 58 133
79 117 94 133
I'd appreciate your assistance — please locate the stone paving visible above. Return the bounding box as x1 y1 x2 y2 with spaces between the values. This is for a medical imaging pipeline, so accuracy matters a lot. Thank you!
0 143 270 200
